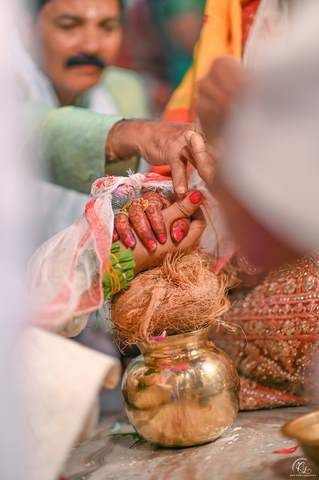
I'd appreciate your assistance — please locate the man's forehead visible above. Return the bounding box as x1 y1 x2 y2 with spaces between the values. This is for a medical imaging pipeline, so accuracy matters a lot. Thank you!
39 0 121 18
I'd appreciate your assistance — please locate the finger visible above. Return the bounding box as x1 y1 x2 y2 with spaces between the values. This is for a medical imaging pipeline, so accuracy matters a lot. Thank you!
169 157 189 198
112 228 119 243
178 218 206 250
114 213 136 248
187 132 216 187
145 206 167 244
129 201 157 252
170 218 191 243
163 190 204 224
142 192 170 243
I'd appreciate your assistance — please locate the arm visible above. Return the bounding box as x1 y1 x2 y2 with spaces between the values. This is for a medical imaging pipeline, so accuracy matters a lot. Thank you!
27 103 212 197
29 103 122 194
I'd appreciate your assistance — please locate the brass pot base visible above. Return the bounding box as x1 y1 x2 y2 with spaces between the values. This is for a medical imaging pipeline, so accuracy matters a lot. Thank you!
122 329 240 447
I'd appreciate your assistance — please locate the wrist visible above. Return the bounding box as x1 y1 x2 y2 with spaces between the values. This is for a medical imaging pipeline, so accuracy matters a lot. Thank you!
105 119 148 163
134 249 160 275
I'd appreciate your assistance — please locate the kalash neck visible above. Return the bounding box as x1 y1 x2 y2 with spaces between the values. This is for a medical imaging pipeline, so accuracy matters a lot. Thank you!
139 328 213 367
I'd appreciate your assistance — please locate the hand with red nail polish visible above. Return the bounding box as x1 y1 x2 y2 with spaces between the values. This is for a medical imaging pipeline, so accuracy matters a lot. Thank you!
113 191 173 252
106 119 212 198
130 190 206 274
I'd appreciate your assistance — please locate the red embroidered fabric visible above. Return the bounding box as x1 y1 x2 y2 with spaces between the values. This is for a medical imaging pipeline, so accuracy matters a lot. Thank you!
216 256 319 410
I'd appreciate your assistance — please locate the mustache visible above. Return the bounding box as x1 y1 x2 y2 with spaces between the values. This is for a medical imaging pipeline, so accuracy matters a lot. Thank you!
65 54 106 69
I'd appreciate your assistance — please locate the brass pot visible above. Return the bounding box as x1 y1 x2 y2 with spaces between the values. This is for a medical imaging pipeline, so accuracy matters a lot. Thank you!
282 410 319 468
121 328 240 447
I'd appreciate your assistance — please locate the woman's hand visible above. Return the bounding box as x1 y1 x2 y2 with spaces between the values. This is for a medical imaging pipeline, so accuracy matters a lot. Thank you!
130 191 206 273
113 190 195 252
113 191 171 251
106 120 213 197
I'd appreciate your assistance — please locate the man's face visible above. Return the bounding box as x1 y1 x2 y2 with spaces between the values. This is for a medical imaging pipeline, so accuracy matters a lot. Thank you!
36 0 123 103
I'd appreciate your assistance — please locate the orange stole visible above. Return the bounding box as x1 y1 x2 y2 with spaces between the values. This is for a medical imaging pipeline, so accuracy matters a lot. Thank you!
152 0 260 176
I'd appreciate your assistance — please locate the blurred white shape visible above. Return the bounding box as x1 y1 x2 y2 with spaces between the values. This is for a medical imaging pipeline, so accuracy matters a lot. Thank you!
23 328 120 480
222 0 319 253
243 0 290 69
0 1 32 479
0 3 121 480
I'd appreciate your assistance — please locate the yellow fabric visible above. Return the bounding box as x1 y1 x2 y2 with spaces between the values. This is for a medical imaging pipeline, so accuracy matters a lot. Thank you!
164 0 243 121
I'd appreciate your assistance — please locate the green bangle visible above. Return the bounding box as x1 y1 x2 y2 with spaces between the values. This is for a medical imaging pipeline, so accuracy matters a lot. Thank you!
103 242 136 300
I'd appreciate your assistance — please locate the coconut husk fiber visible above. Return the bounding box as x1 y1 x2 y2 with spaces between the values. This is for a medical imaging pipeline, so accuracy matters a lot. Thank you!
111 250 231 346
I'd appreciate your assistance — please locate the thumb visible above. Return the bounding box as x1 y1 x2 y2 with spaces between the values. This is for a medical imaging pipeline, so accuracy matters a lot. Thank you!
163 191 203 223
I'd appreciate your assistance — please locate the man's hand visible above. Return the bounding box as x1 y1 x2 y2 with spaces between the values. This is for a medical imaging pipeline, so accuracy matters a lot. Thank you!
106 120 213 197
106 57 247 198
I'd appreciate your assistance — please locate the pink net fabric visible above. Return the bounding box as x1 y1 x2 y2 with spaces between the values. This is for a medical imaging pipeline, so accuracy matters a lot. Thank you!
29 173 232 333
29 175 142 332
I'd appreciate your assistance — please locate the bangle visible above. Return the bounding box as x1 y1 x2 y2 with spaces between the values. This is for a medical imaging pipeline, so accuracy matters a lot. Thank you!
103 242 136 300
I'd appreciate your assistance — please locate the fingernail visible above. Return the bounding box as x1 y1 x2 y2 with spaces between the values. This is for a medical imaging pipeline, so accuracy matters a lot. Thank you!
176 187 186 197
125 236 136 248
146 239 157 251
189 191 203 205
158 233 167 244
172 226 185 243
